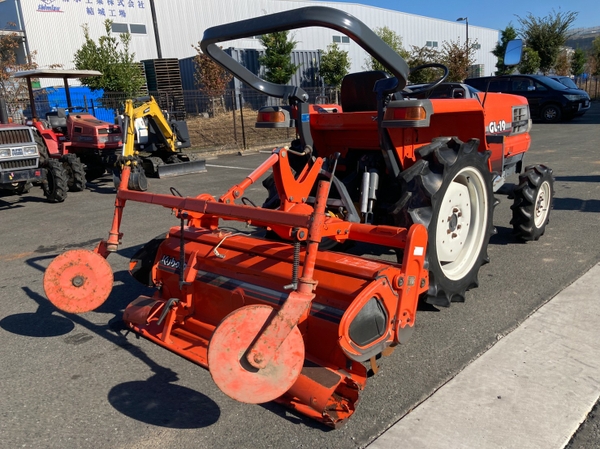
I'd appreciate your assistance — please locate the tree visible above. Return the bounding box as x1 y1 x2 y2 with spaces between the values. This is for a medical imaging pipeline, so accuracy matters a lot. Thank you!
319 43 351 88
438 39 477 82
553 50 571 76
259 31 299 84
0 23 37 113
492 25 518 75
571 48 586 77
516 10 578 74
73 19 146 99
518 47 541 74
591 36 600 76
365 26 409 73
191 43 232 97
191 43 232 115
407 45 440 84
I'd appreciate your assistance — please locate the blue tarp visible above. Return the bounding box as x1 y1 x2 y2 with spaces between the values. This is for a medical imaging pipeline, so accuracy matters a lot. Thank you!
31 86 117 123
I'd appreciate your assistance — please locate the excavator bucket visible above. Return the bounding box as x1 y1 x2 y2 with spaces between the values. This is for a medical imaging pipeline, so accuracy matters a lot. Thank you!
156 159 207 178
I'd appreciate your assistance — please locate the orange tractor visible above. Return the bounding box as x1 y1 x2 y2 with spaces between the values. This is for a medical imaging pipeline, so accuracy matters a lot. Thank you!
43 7 554 427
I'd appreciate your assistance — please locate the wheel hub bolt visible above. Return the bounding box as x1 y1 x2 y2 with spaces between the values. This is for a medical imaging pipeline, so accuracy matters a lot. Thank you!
72 276 84 288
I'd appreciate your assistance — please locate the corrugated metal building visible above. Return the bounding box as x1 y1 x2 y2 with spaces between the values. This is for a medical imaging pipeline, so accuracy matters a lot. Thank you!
0 0 499 87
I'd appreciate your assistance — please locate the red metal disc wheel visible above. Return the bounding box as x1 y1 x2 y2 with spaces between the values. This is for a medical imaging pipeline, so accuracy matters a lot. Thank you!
43 249 114 314
208 304 305 404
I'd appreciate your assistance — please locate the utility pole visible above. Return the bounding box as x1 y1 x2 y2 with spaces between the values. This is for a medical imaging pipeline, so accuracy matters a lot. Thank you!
148 0 163 59
456 17 469 51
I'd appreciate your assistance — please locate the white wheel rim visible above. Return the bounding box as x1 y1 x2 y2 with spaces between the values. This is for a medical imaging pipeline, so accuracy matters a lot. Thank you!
534 180 551 228
435 167 488 281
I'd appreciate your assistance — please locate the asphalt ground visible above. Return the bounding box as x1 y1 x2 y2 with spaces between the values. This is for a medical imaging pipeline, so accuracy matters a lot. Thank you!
0 103 599 448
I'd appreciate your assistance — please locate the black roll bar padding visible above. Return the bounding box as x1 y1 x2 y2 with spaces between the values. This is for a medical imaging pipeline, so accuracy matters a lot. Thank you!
200 6 410 101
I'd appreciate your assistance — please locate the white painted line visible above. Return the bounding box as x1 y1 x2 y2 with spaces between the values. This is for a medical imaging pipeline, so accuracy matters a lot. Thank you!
205 164 255 170
369 263 600 449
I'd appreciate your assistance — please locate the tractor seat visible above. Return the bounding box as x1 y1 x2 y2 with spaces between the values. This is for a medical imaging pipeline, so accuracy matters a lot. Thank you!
340 71 389 112
46 108 68 133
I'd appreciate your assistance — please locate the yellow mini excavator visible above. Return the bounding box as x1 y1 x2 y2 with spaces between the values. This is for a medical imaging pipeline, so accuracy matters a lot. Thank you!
119 96 206 182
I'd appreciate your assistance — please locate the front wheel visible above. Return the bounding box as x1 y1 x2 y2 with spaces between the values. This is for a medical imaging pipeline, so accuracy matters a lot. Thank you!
42 159 68 203
62 154 86 192
510 165 554 241
540 104 561 123
394 137 495 307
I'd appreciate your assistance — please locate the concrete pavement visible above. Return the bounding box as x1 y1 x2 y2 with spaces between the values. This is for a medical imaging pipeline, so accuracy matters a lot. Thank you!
369 263 600 448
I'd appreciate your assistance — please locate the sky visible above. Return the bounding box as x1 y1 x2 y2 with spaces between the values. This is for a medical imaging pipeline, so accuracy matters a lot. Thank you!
316 0 600 31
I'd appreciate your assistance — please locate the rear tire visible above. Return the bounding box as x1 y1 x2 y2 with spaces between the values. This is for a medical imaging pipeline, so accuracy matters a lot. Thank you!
34 131 49 166
42 159 68 203
510 165 554 241
62 154 86 192
394 137 495 307
540 104 561 123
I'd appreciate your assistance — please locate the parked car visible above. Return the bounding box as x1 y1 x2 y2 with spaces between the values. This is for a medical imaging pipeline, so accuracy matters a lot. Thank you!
548 75 578 89
464 74 591 123
404 82 481 99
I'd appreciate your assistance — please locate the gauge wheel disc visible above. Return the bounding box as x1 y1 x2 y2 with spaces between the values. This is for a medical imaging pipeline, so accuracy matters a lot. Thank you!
43 249 113 313
208 305 304 404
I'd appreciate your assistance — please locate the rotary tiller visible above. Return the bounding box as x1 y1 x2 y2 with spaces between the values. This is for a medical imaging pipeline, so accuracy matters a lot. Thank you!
44 148 428 428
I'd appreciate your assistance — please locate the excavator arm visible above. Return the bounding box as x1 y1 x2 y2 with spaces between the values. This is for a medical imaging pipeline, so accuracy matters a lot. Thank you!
120 96 205 180
122 96 179 157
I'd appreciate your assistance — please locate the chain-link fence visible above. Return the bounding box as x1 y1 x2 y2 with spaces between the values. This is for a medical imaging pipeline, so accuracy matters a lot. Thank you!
7 77 595 153
3 86 340 153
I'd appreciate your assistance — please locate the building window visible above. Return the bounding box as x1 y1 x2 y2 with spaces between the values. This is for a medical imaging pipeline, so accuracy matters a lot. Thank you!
111 23 129 33
130 24 147 34
426 41 438 48
332 35 350 44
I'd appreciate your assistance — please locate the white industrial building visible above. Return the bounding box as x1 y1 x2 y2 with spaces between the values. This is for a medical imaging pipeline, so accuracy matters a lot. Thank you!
1 0 499 87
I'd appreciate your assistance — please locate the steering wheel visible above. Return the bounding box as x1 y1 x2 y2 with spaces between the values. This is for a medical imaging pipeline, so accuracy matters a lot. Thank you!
402 63 450 98
65 106 86 113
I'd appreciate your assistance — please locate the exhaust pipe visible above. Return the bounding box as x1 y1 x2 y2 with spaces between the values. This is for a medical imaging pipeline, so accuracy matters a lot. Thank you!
360 169 379 223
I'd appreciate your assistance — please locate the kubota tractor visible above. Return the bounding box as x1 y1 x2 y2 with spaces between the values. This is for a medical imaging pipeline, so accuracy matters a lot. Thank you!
200 8 554 308
43 7 554 428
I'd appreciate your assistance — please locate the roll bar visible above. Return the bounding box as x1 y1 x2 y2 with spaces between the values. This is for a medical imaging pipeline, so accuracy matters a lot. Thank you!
200 6 410 102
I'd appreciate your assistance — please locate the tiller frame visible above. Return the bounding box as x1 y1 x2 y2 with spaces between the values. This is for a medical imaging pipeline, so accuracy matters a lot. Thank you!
44 147 428 427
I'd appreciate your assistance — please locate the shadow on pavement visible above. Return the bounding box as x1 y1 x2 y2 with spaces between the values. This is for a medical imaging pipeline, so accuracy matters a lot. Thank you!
2 262 222 429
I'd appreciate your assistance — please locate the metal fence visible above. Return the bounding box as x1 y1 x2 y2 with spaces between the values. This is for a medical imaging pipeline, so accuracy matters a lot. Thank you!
3 86 340 152
578 77 600 100
4 77 597 152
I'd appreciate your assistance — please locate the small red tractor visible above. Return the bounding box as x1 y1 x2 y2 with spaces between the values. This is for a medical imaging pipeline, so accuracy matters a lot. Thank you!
14 70 123 198
43 7 554 427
